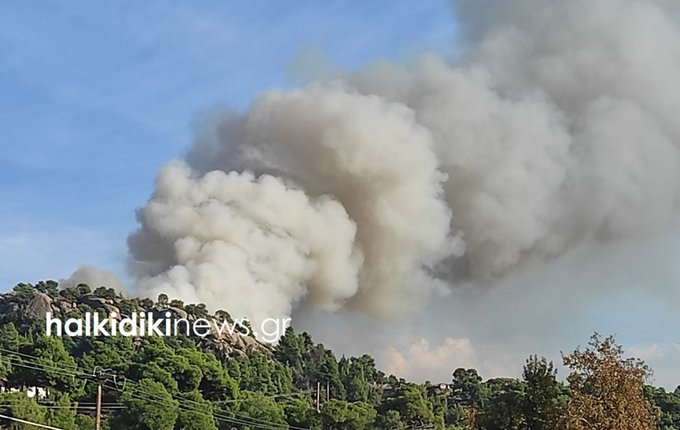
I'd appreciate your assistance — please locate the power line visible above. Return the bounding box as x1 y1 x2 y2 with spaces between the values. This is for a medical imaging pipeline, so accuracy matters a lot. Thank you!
1 347 310 430
6 352 255 429
0 348 82 372
4 359 83 382
0 413 64 430
0 404 125 410
6 349 310 430
106 381 298 430
211 390 312 404
0 348 89 381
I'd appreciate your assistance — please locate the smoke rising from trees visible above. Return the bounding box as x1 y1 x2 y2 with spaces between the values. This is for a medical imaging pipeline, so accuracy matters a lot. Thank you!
128 0 680 327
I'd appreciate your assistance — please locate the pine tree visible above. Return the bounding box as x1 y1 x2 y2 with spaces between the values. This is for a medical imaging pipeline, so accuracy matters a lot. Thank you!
522 355 562 430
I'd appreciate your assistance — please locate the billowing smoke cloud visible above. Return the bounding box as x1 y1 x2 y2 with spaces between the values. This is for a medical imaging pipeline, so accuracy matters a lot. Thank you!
128 0 680 326
63 265 127 295
129 88 460 322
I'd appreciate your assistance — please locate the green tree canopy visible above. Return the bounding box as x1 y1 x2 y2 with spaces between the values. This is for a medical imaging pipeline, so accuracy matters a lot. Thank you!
112 378 179 430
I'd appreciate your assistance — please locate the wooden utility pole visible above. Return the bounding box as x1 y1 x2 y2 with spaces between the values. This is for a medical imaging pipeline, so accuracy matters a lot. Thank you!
91 367 114 430
326 380 330 401
95 383 102 430
316 381 320 413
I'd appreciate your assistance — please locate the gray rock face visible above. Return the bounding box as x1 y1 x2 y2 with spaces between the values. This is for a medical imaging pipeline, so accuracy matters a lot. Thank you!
103 304 121 318
0 288 272 358
167 306 188 320
238 333 266 353
78 295 109 308
26 293 53 320
150 306 189 321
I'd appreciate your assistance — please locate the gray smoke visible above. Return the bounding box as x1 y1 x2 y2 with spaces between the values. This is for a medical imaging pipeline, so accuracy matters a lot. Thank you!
63 265 127 295
128 0 680 327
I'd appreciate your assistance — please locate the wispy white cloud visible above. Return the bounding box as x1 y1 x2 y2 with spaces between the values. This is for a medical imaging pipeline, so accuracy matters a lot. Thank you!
629 344 666 361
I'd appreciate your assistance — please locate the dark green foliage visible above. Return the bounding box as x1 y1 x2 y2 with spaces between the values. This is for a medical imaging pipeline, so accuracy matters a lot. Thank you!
46 393 77 430
76 284 91 295
275 327 305 383
59 286 81 302
234 351 292 395
111 378 179 430
75 413 96 429
13 283 37 301
477 378 525 430
0 322 23 351
645 385 680 429
157 293 169 307
381 383 437 427
93 286 118 300
20 335 83 395
339 357 370 402
522 355 564 430
235 390 287 428
214 309 232 323
176 390 218 430
170 299 185 309
282 396 317 428
185 303 209 318
375 409 405 429
452 368 489 409
0 392 47 429
0 282 676 430
180 349 238 400
34 281 59 299
320 399 377 430
118 298 141 316
137 297 153 309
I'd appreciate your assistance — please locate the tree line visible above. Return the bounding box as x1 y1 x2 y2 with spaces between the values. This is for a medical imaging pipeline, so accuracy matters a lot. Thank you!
0 281 678 429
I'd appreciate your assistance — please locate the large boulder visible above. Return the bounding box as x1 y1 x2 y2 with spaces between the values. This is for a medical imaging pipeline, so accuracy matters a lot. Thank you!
25 293 53 320
103 304 121 318
78 295 109 308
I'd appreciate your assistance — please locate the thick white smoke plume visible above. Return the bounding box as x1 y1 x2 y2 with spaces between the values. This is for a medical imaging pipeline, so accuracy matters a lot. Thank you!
129 88 459 322
129 0 680 326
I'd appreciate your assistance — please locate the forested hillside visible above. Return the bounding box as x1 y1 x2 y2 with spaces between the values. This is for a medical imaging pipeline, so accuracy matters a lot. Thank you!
0 281 678 429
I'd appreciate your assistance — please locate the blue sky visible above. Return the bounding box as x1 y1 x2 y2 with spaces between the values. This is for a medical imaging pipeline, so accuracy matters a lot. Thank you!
0 0 456 288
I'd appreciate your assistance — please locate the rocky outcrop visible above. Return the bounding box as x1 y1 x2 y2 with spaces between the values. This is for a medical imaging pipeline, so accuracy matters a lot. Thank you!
152 306 188 320
0 291 59 324
25 293 54 320
202 331 272 357
103 304 121 318
78 295 113 308
0 287 271 356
